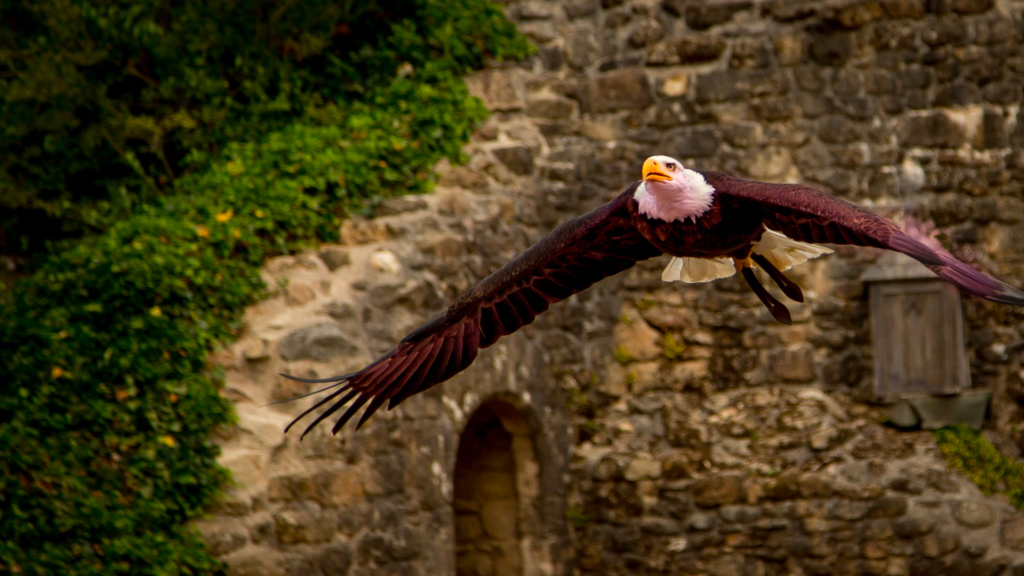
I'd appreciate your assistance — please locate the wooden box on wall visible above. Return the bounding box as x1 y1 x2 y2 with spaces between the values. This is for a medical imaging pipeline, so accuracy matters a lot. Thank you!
862 252 971 399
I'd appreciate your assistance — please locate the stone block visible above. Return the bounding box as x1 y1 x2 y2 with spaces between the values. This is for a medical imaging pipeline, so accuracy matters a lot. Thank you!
518 1 553 20
629 19 664 48
375 196 427 217
689 512 718 531
888 478 925 497
720 505 762 523
196 517 249 556
862 540 887 559
935 81 981 107
893 517 935 538
901 111 966 148
465 70 523 112
695 70 788 103
881 0 925 18
832 1 884 29
775 34 803 66
922 18 967 46
868 496 908 518
693 474 744 507
951 501 996 528
725 122 764 148
583 68 653 113
240 337 270 361
640 516 681 534
983 81 1023 105
603 7 630 29
661 127 720 158
492 145 535 176
918 533 960 558
662 452 694 479
830 500 869 521
629 361 665 394
613 317 661 361
647 37 726 66
235 405 292 449
316 542 353 575
624 455 662 481
274 501 332 545
455 514 483 542
278 323 358 362
219 448 265 491
861 518 895 541
369 249 402 274
809 32 852 66
284 282 316 307
339 218 391 246
1002 516 1024 550
819 115 865 144
526 97 576 120
480 499 519 540
685 2 752 30
952 0 992 14
767 344 816 382
565 0 599 19
457 552 494 576
476 469 517 499
268 473 317 502
226 549 288 576
565 27 602 70
660 74 689 98
708 553 754 576
741 148 793 180
317 247 351 271
317 470 366 507
538 45 563 71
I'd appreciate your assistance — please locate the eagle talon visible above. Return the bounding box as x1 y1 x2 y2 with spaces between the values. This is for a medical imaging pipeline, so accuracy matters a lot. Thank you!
740 267 793 325
751 253 804 303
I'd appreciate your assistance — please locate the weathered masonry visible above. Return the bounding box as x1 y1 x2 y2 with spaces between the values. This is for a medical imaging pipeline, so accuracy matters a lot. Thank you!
199 1 1024 575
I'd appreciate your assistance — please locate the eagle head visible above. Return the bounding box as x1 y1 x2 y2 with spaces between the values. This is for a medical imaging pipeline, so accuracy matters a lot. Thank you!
636 155 715 223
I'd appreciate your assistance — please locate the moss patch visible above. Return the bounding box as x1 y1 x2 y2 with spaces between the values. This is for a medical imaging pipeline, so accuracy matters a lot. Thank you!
935 424 1024 512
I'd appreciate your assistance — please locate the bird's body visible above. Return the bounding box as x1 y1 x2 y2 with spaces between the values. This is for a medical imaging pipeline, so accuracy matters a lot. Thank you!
628 180 764 259
281 156 1024 437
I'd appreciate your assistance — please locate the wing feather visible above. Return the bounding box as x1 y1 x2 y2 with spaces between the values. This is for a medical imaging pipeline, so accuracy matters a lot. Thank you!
704 171 1024 306
281 184 662 436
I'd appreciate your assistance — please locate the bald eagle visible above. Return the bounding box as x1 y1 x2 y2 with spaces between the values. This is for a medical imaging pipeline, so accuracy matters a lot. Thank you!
282 156 1024 437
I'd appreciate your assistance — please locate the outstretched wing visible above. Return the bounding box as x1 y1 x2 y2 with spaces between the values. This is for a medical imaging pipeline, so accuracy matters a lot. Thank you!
703 170 1024 305
282 184 662 437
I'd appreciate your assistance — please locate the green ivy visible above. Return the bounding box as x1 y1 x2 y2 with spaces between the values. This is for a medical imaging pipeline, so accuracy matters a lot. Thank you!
0 0 529 260
0 1 530 574
934 424 1024 511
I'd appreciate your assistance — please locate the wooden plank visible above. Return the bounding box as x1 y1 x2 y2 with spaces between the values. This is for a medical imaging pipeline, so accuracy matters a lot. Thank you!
870 279 971 399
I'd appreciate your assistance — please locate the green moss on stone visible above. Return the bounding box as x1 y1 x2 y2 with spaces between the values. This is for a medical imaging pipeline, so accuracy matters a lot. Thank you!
935 424 1024 512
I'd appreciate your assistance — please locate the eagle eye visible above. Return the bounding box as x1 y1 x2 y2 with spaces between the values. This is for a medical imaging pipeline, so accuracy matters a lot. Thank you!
666 162 677 172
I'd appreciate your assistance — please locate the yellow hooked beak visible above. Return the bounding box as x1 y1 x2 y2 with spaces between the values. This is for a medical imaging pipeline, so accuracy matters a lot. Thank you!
642 158 672 182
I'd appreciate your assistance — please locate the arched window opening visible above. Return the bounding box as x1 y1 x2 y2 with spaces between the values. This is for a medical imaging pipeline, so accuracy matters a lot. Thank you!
453 400 541 576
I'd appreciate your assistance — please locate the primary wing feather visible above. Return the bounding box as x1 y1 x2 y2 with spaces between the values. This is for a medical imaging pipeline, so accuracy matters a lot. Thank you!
283 184 662 437
704 171 1024 305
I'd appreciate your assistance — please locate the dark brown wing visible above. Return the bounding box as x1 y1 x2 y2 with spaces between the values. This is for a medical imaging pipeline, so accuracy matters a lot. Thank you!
281 184 662 437
703 170 1024 306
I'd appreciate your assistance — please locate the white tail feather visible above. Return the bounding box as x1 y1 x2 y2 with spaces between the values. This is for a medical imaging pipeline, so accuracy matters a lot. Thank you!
753 229 833 271
660 230 831 285
662 257 735 284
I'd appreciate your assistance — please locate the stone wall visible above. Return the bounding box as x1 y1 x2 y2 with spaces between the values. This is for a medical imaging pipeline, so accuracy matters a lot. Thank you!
199 0 1024 575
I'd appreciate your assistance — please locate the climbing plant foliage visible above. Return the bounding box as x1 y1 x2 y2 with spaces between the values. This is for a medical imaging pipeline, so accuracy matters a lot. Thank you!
0 1 530 574
0 0 529 258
